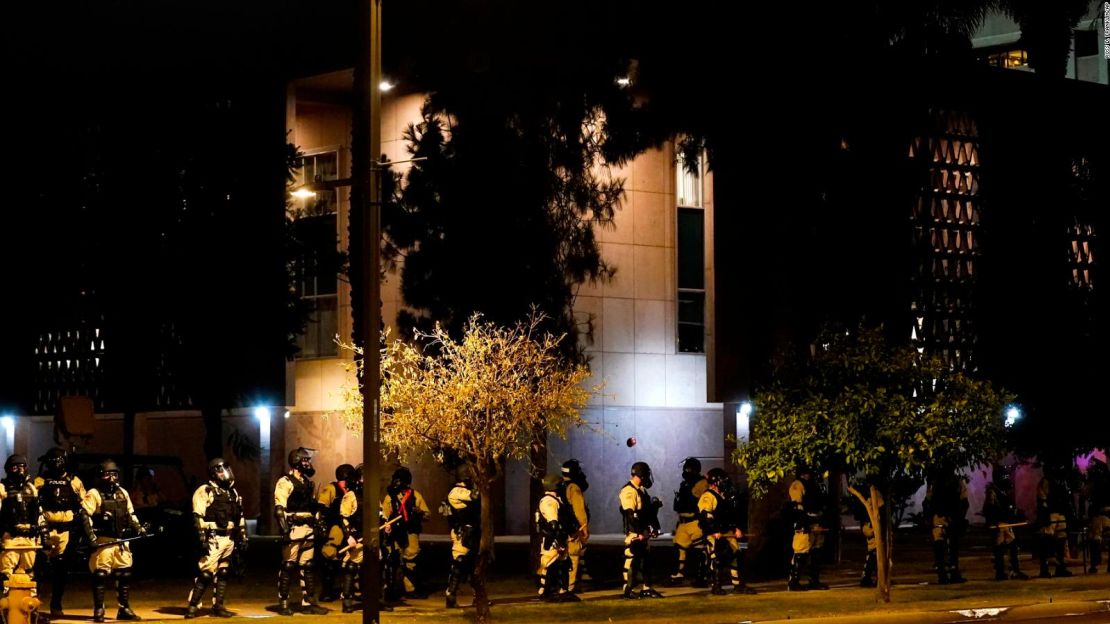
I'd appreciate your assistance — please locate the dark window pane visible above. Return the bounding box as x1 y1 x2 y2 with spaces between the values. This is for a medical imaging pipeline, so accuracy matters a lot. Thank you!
677 292 705 353
677 208 704 290
296 296 339 358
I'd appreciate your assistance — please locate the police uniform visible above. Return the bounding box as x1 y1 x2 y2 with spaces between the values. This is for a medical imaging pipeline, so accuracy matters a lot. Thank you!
788 473 828 590
82 469 144 622
982 478 1026 581
618 464 662 599
535 482 572 601
316 466 353 602
34 466 85 616
1086 460 1110 573
670 476 707 584
337 488 364 612
381 484 429 596
559 476 588 591
1036 475 1073 578
925 472 969 584
185 459 246 618
273 454 328 616
697 479 752 594
0 477 44 581
444 478 479 608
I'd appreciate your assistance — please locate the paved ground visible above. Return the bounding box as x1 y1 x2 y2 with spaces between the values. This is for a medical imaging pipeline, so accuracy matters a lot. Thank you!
29 531 1110 622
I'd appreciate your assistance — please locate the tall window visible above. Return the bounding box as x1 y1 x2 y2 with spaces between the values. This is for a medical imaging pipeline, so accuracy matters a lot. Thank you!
292 150 341 358
677 152 706 353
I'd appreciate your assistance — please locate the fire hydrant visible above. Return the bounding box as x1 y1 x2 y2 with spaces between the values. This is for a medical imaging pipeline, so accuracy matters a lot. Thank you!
0 572 41 624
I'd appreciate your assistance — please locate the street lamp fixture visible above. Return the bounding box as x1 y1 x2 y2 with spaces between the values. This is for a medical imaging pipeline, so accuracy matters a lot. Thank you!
1005 406 1021 428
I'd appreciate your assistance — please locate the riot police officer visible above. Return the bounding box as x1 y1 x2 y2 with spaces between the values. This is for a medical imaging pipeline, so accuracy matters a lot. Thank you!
559 459 590 593
619 461 663 600
982 465 1027 581
924 466 969 584
382 467 429 599
34 447 85 618
788 466 828 591
273 447 328 616
535 474 576 602
0 454 45 587
444 465 480 609
81 459 146 622
1086 457 1110 573
698 468 754 595
185 458 247 618
669 457 707 585
316 463 354 602
337 464 393 614
1036 461 1074 578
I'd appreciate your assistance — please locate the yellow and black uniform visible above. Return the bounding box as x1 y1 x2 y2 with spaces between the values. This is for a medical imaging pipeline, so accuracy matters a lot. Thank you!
698 469 754 595
1036 471 1074 578
316 468 352 602
382 479 430 597
787 472 828 590
982 470 1026 581
443 472 480 609
81 460 145 622
185 458 247 618
535 476 576 602
34 448 85 617
0 474 45 582
559 472 589 592
670 463 708 584
619 461 663 599
1086 459 1110 573
924 471 969 584
338 487 366 612
273 447 328 616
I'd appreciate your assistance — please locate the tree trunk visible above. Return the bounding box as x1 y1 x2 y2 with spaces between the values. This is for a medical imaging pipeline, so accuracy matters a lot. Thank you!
474 477 495 623
849 485 893 603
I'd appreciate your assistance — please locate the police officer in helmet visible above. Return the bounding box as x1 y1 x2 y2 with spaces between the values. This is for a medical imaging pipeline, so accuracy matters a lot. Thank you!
670 457 708 585
273 447 327 616
0 454 46 594
34 447 86 618
185 458 247 618
619 461 663 599
559 459 590 592
81 459 146 622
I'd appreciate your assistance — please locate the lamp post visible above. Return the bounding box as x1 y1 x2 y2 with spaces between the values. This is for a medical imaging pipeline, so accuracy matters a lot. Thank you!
353 0 382 621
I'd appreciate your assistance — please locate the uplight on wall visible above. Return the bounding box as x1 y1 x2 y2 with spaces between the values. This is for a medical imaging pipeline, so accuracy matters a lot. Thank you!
736 402 753 442
254 406 272 448
0 415 13 455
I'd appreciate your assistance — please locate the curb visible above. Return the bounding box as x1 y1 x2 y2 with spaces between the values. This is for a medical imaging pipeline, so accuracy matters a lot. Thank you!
755 598 1110 624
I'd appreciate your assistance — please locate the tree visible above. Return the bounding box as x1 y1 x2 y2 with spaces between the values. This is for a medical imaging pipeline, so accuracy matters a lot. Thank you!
734 325 1009 602
338 313 598 623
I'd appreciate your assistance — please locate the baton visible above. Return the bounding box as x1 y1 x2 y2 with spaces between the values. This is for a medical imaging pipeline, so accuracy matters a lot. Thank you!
337 515 404 554
990 521 1030 529
90 533 157 551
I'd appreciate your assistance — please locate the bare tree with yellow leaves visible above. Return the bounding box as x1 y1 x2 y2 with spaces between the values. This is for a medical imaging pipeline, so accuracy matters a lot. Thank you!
339 313 598 623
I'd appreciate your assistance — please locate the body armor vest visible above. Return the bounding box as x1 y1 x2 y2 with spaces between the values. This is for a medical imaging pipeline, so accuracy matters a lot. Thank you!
0 478 38 535
92 488 131 538
535 493 565 546
325 482 346 524
673 479 700 516
390 488 423 535
554 481 581 534
39 476 78 514
446 488 479 530
203 485 242 530
284 475 315 513
620 483 657 534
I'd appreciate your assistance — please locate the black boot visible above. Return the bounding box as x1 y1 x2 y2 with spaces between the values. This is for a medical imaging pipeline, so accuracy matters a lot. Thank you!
92 570 108 623
185 571 213 619
211 569 235 617
341 563 360 613
1055 540 1073 577
860 550 877 587
403 558 426 599
933 540 950 584
115 569 141 621
300 564 329 614
49 556 68 618
319 558 340 602
993 546 1008 581
787 554 806 591
668 546 688 585
277 561 295 615
709 554 726 595
445 558 462 608
1008 542 1028 580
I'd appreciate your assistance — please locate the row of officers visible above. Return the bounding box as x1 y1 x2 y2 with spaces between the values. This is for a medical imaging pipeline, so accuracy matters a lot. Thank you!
2 449 1109 620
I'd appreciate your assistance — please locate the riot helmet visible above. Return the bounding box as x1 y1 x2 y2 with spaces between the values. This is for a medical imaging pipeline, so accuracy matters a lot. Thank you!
352 464 365 494
454 464 473 488
288 447 315 478
542 473 562 492
335 463 355 484
706 467 732 492
98 459 121 492
681 457 702 482
40 447 67 478
209 457 235 487
561 459 589 492
4 454 27 486
631 461 653 489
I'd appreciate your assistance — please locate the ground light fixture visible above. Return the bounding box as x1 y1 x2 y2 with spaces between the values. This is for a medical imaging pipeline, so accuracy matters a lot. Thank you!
1004 405 1021 428
254 406 272 448
0 415 13 455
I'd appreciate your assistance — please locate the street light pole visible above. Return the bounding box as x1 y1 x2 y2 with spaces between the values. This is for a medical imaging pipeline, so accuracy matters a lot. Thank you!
353 0 382 621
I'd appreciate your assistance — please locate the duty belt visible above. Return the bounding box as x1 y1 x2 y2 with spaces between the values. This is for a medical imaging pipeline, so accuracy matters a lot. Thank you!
290 513 315 525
